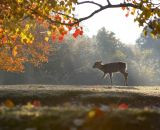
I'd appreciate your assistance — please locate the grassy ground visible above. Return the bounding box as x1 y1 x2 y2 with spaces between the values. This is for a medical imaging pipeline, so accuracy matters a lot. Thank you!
0 85 160 130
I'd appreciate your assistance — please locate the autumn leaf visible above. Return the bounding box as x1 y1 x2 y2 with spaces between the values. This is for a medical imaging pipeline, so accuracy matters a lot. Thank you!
58 35 64 41
4 99 15 108
55 15 62 21
75 29 81 34
24 102 34 109
121 6 126 10
73 29 81 38
12 46 18 57
2 37 7 44
131 8 136 15
52 33 56 42
88 107 104 119
17 0 23 4
47 31 51 36
79 30 83 35
118 103 128 110
10 35 17 41
32 100 41 107
73 32 78 38
125 13 129 17
45 37 49 42
0 28 3 33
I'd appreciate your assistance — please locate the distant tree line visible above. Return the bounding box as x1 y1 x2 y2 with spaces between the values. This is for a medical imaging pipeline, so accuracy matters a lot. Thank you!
0 27 160 86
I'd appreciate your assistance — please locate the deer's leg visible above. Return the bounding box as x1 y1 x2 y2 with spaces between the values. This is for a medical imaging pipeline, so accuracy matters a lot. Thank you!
102 73 106 79
109 73 113 85
125 72 128 86
121 71 128 86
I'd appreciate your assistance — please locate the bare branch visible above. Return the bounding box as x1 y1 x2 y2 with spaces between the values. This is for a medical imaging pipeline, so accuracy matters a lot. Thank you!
106 0 111 5
77 1 103 8
77 3 139 23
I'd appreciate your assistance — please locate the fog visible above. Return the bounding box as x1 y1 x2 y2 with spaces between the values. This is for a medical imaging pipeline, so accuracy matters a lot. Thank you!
0 27 160 86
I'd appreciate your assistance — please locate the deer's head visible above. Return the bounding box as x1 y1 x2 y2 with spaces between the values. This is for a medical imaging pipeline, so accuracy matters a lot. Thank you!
93 61 102 68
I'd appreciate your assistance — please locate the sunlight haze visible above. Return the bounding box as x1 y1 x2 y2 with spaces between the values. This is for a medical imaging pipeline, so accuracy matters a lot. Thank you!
75 0 143 45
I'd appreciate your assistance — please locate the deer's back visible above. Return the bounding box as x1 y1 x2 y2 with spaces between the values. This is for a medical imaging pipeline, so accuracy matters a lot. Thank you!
102 62 126 73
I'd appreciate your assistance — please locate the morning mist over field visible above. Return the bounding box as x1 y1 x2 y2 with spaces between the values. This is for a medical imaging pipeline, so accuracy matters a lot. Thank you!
0 27 160 86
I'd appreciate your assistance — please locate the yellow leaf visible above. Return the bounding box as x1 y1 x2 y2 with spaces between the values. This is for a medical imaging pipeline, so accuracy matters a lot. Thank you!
47 31 51 36
24 102 34 109
88 110 96 118
16 28 20 33
131 8 136 15
25 24 30 31
17 0 23 3
45 37 49 42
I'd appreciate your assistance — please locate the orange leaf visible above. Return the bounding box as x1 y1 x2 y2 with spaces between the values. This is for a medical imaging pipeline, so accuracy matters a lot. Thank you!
11 35 17 41
55 15 61 21
12 46 18 57
4 99 15 108
0 28 3 33
2 37 7 43
88 107 104 118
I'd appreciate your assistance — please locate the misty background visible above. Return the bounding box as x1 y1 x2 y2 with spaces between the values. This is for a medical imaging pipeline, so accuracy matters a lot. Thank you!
0 27 160 86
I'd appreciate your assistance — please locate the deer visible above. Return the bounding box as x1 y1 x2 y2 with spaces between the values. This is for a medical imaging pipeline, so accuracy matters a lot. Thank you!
93 61 128 86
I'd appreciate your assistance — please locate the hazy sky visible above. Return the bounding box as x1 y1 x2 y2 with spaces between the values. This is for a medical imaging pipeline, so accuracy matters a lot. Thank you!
75 0 143 45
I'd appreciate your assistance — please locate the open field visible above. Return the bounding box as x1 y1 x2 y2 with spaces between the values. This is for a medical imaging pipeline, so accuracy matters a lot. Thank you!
0 85 160 107
0 85 160 130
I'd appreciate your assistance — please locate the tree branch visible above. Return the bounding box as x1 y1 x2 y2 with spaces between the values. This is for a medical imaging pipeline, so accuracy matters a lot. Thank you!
106 0 111 5
77 1 103 8
77 3 139 23
27 2 140 26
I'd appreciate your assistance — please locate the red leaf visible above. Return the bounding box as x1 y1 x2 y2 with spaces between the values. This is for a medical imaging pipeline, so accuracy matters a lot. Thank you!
73 33 78 38
62 31 67 35
121 6 126 10
32 100 41 107
118 103 128 110
68 26 72 31
55 15 61 21
79 31 83 35
75 29 81 34
52 33 56 41
58 35 64 41
125 13 129 17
